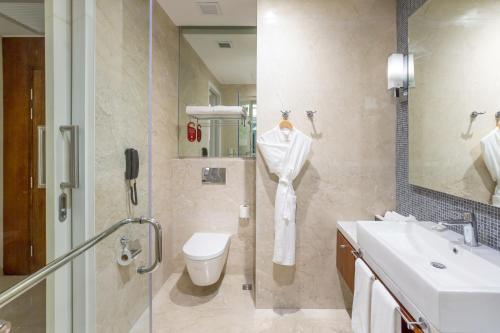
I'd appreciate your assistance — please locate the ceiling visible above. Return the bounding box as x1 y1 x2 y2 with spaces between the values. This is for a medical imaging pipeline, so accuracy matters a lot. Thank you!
184 32 256 84
158 0 256 26
0 2 44 36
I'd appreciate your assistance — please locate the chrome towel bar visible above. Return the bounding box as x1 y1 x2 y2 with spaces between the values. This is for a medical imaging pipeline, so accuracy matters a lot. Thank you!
396 307 430 333
356 247 430 333
0 217 162 309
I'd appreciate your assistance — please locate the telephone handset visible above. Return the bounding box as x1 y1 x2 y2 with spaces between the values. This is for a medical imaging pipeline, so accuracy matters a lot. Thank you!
125 148 139 206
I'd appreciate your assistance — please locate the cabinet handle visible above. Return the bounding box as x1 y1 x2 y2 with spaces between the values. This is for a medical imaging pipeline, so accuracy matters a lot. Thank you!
340 244 347 249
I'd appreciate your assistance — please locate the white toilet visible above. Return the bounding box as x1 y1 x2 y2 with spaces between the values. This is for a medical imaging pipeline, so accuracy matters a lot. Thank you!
182 232 231 286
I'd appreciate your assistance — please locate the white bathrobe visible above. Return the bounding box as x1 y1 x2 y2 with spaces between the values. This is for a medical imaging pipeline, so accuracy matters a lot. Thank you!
481 128 500 207
257 127 312 266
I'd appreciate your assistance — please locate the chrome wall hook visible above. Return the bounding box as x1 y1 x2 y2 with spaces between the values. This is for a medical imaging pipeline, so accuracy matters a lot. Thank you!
306 110 317 119
281 110 291 120
470 111 486 119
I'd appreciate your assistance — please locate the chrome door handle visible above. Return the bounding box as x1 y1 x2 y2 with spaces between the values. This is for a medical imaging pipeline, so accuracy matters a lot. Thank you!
137 218 162 274
37 126 46 188
60 125 79 189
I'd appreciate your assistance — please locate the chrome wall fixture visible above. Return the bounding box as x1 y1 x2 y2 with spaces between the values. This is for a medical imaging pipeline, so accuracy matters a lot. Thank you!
470 111 486 119
202 167 226 185
281 110 291 120
279 110 319 120
306 110 317 119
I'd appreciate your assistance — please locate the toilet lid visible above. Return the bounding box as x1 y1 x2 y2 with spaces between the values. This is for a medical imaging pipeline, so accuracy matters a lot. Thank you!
183 233 231 261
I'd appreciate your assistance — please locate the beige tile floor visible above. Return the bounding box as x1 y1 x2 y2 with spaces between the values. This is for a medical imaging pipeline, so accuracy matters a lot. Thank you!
0 276 45 333
132 272 352 333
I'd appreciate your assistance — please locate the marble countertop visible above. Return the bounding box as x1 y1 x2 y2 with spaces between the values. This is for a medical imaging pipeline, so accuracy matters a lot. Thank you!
336 221 358 249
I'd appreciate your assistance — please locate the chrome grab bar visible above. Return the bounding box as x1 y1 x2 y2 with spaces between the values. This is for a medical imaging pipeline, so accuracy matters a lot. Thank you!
0 217 162 309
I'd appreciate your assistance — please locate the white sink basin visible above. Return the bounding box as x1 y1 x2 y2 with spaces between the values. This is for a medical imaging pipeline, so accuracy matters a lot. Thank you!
357 221 500 333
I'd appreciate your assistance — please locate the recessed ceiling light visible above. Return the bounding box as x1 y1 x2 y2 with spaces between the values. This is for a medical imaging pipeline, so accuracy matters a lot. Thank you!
197 1 221 15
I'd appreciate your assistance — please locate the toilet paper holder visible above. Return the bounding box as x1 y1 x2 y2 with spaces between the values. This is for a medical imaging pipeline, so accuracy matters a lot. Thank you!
117 236 142 266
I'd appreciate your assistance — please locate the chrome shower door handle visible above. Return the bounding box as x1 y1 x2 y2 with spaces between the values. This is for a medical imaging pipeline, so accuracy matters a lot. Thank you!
59 125 79 189
137 218 162 274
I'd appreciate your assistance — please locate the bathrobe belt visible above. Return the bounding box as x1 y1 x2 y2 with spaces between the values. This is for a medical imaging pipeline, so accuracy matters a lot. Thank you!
278 177 294 222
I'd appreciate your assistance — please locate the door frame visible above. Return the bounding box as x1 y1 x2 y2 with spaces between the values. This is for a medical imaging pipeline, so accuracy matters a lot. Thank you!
45 0 96 332
71 0 96 332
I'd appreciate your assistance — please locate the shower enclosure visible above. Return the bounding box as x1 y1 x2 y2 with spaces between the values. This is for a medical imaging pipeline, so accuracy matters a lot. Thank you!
0 0 157 332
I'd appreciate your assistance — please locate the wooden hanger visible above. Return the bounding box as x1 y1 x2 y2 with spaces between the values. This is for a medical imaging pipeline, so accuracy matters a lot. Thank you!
279 119 293 129
279 111 293 129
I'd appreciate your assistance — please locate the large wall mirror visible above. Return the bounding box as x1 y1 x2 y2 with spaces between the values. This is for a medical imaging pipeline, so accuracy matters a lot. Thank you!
408 0 500 207
178 27 257 158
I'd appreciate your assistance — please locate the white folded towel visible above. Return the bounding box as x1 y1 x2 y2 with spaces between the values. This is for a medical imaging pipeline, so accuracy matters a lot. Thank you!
351 259 375 333
186 105 244 117
370 280 402 333
378 211 417 222
211 105 244 113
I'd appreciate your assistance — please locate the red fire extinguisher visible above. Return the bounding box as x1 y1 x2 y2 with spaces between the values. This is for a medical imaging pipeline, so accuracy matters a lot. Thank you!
197 124 202 142
187 122 196 142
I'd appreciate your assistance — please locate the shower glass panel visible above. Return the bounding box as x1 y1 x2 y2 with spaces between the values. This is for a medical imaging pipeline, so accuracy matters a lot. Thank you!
94 0 153 331
0 0 154 332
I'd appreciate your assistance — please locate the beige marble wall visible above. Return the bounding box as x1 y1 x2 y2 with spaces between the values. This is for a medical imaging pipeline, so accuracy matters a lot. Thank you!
94 0 154 331
256 0 396 308
168 158 256 280
179 36 222 157
151 0 179 294
408 0 500 205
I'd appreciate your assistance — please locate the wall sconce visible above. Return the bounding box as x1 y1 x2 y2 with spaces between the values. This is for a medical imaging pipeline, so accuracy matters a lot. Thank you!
387 53 415 98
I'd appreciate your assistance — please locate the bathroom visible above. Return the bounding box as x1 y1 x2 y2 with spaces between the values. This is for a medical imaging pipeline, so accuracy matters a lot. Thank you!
0 0 498 332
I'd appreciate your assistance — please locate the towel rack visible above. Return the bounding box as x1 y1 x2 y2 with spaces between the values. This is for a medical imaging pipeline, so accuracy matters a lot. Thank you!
356 247 430 333
396 307 430 333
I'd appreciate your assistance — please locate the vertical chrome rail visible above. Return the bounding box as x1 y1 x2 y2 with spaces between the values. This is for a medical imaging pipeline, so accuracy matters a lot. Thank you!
0 217 162 309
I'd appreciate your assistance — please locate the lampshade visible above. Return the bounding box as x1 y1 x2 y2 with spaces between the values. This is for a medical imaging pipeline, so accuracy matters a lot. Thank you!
387 53 405 89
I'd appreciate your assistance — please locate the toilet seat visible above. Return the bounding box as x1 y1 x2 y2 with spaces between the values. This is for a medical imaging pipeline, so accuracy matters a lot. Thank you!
183 233 230 261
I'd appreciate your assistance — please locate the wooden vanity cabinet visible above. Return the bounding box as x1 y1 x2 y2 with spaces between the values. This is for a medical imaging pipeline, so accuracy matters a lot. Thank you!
336 230 423 333
336 231 356 292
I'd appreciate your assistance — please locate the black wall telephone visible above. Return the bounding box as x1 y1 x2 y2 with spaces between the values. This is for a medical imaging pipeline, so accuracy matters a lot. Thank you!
125 148 139 205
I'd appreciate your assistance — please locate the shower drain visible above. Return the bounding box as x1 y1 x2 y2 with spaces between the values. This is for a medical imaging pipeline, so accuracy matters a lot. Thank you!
242 284 253 291
430 261 446 269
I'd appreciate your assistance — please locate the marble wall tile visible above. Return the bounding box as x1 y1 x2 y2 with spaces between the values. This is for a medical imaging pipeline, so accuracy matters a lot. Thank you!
256 0 397 308
168 158 256 280
95 0 150 331
151 0 180 294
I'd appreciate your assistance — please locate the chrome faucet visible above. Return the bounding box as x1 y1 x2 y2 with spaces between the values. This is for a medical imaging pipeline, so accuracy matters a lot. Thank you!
441 211 479 247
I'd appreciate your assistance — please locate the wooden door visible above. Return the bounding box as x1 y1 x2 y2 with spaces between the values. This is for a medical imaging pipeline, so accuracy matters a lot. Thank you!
30 69 46 272
3 37 45 275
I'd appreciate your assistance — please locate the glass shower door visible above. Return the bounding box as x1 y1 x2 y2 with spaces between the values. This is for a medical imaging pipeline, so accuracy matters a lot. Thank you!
0 0 155 332
94 0 153 331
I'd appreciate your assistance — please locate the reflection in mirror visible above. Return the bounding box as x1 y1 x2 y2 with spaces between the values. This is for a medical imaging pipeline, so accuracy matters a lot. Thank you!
0 0 46 329
178 27 257 158
408 0 500 207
